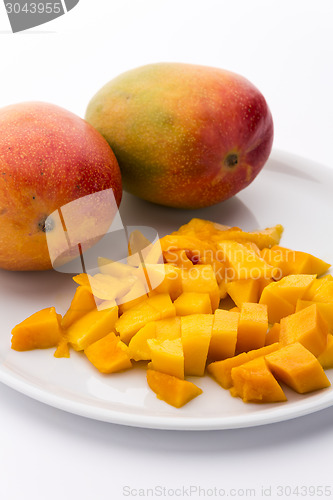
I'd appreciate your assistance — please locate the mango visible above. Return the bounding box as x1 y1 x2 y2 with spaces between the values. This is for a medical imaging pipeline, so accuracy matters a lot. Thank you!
85 63 273 209
61 285 97 329
265 343 330 394
181 314 213 376
236 302 268 353
147 338 184 379
84 332 132 374
230 356 287 403
208 309 239 361
174 292 212 316
11 307 63 351
146 369 202 408
279 304 328 357
0 102 121 271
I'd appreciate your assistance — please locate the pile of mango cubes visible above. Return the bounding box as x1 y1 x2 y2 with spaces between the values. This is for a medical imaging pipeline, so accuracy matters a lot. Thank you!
11 218 333 408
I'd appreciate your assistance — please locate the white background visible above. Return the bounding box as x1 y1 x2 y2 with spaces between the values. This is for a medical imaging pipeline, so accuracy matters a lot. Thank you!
1 1 333 499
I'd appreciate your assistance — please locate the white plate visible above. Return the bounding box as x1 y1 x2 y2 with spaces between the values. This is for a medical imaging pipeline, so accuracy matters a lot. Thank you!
1 149 333 430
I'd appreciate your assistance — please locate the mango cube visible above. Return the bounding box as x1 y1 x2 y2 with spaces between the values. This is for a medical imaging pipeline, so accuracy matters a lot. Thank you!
317 335 333 369
174 292 212 316
67 305 118 351
266 323 281 346
279 304 328 357
296 299 333 333
208 309 239 361
207 343 280 389
147 338 184 379
155 317 181 340
236 302 268 353
147 293 176 319
146 369 203 408
265 343 330 393
226 278 260 308
230 356 287 403
261 246 330 277
163 249 194 269
128 322 157 361
11 307 63 351
217 240 278 281
181 314 213 376
61 286 97 329
145 264 182 300
181 265 220 311
84 332 132 373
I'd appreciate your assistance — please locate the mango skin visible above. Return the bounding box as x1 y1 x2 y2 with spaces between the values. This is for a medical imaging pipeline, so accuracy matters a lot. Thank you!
85 63 273 209
0 102 122 271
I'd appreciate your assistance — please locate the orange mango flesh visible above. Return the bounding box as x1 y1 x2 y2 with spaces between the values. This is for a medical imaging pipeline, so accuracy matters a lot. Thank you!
84 332 132 374
230 356 287 403
279 304 328 357
11 307 63 351
180 314 213 376
11 218 333 409
146 369 202 408
265 343 330 394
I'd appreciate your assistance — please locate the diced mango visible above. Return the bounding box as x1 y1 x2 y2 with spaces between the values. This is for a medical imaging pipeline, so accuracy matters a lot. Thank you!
147 293 176 319
147 338 184 379
261 246 330 277
54 336 70 358
67 305 118 351
265 342 330 393
207 343 281 389
230 356 287 403
155 317 181 340
181 314 213 376
212 224 284 249
236 302 268 353
296 299 333 333
309 281 333 303
146 369 202 408
117 279 148 313
218 240 278 281
61 286 97 329
279 304 328 357
97 257 135 278
262 274 316 307
116 302 161 344
145 264 182 300
266 323 281 346
259 284 295 324
208 309 239 361
218 280 228 299
174 292 212 316
128 322 157 361
11 307 63 351
84 332 132 373
317 335 333 369
163 249 194 269
226 278 260 308
181 265 220 311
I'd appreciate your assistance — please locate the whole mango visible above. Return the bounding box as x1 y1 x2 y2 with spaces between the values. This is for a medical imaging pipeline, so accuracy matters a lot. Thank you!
0 102 122 271
85 63 273 209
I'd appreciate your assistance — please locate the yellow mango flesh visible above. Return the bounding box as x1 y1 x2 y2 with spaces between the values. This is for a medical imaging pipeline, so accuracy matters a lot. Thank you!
207 343 281 389
174 292 212 316
181 265 220 311
217 240 278 281
11 307 63 351
259 285 295 324
146 293 176 319
181 314 213 376
84 332 132 374
317 335 333 369
61 286 97 329
226 278 260 308
236 302 268 353
146 369 202 408
163 249 194 269
155 317 181 340
145 264 182 300
67 305 118 351
265 323 281 346
279 304 328 357
265 342 330 394
261 246 330 277
296 299 333 333
115 300 161 344
230 356 287 403
128 322 157 361
208 309 239 361
147 338 184 379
